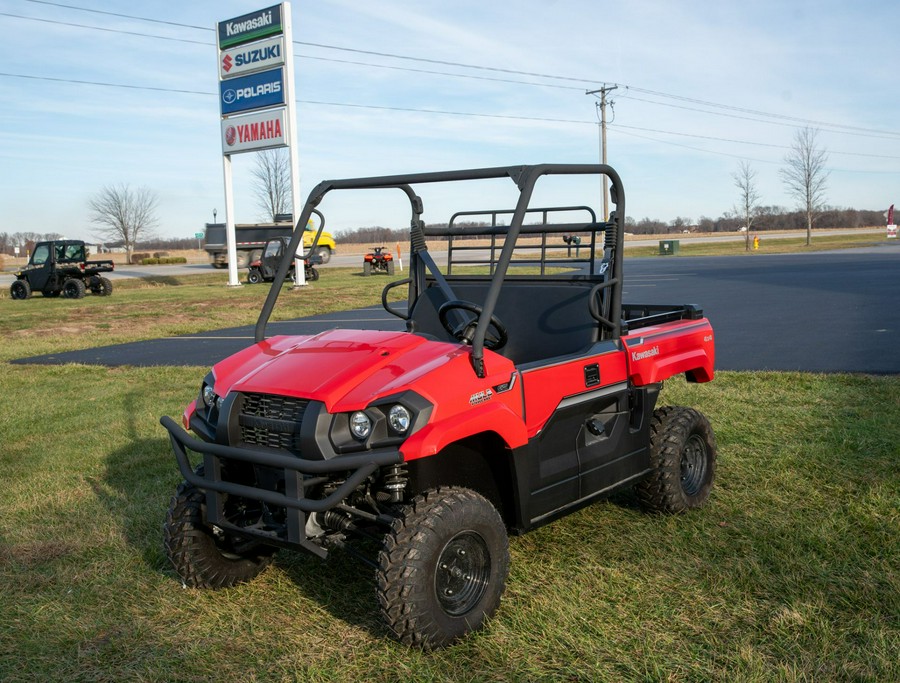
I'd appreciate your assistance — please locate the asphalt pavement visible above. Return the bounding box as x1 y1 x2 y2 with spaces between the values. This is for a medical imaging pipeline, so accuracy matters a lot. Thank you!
11 242 900 374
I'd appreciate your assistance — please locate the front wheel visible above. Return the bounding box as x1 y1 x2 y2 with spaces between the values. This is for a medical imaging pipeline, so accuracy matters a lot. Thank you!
164 477 276 589
636 406 717 513
376 487 509 649
10 280 31 300
247 268 263 284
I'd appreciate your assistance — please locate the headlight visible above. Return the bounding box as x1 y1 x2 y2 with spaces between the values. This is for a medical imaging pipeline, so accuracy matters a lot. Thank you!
202 384 217 408
388 404 411 434
349 411 372 440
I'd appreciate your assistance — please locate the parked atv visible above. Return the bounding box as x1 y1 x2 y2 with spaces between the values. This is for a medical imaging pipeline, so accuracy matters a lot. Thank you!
363 246 394 275
247 237 321 284
161 164 717 649
10 240 114 300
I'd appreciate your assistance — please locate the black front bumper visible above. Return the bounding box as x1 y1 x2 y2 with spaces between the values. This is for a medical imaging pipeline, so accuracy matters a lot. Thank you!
160 415 402 556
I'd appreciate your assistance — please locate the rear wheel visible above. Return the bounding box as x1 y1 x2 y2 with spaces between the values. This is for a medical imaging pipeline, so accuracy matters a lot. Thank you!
387 260 395 275
363 261 371 276
62 278 86 299
636 406 716 513
90 276 113 296
376 487 509 649
306 266 319 281
164 475 276 589
10 280 31 300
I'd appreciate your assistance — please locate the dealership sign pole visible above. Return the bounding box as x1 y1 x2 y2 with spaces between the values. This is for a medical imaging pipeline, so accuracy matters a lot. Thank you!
217 3 302 286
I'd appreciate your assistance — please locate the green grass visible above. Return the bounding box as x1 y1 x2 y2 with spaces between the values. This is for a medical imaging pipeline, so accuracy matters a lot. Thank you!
0 267 897 681
625 231 890 258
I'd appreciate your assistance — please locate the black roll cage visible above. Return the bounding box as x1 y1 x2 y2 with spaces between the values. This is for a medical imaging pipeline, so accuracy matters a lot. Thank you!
255 164 626 377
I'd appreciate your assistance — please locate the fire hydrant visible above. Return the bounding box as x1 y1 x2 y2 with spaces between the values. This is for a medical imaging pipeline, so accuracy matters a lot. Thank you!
753 235 760 250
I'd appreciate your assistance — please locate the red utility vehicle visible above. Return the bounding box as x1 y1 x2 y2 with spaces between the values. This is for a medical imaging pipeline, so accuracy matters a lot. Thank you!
161 164 716 649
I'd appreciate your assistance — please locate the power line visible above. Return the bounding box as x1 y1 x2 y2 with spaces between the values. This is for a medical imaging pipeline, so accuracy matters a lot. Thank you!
8 0 900 139
0 11 210 45
3 70 899 163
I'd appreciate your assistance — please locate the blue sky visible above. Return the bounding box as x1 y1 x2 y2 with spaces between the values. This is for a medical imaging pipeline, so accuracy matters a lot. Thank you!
0 0 898 239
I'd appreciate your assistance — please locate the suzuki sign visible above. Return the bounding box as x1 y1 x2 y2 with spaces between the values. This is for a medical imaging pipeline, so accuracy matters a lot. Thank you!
217 4 283 49
220 67 285 115
221 108 287 154
220 35 285 80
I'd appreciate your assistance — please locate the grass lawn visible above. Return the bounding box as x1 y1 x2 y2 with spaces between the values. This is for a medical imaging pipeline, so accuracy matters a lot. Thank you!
0 267 897 681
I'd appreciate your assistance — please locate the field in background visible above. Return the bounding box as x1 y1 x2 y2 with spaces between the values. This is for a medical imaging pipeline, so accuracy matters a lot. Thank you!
0 259 897 681
0 227 888 271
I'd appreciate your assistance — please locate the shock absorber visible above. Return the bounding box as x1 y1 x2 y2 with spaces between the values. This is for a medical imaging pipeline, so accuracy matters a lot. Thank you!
382 464 408 503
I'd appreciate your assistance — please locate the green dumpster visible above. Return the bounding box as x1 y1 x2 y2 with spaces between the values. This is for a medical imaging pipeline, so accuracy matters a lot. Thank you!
659 239 680 255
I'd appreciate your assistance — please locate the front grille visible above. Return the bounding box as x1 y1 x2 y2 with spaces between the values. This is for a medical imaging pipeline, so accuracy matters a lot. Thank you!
238 393 309 454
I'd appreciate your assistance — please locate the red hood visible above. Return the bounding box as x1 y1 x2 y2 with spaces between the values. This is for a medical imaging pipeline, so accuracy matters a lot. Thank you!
211 329 475 412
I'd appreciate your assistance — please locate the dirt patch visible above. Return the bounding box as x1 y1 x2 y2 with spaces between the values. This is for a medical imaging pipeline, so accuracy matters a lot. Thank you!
0 540 76 567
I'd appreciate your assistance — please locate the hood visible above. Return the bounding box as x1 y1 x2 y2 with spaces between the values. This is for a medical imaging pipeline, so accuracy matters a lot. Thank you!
214 329 470 411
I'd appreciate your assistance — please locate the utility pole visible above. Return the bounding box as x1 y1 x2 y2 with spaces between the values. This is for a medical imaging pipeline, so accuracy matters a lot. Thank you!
586 85 617 219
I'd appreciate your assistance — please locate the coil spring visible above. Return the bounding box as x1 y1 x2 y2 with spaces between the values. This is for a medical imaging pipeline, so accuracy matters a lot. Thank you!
383 464 408 503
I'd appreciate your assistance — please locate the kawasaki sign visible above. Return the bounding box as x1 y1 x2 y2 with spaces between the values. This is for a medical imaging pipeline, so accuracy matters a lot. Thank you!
218 4 283 49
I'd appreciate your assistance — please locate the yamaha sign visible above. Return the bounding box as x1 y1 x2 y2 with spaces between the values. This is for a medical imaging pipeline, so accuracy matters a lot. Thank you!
220 67 285 115
217 4 283 49
221 108 287 153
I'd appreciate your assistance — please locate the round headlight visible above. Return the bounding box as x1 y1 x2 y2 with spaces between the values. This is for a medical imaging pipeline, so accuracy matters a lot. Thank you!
349 411 372 440
388 404 411 434
202 384 217 408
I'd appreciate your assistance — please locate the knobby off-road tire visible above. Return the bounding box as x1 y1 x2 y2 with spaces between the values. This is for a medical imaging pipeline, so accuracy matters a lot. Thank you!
90 276 113 296
636 406 717 513
363 261 372 276
10 280 31 300
387 260 395 275
62 278 86 299
164 478 276 589
376 487 510 649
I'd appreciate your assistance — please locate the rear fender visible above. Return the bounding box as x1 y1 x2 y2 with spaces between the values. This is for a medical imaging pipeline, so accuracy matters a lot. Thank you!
622 319 715 385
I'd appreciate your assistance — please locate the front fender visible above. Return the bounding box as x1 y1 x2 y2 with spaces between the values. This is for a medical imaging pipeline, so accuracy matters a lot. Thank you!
400 401 527 460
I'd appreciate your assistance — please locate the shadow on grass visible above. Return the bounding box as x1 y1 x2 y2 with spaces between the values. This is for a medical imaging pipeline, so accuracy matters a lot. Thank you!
97 392 386 639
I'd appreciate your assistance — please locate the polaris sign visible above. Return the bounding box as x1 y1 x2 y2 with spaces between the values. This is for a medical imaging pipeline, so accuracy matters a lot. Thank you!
220 36 285 80
220 67 285 115
218 4 283 49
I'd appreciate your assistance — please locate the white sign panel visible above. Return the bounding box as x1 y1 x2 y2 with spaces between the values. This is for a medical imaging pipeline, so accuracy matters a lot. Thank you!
220 35 285 80
221 107 288 154
888 224 897 239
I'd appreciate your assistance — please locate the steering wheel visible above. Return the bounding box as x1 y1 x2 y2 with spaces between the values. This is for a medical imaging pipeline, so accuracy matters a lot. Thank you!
438 300 508 350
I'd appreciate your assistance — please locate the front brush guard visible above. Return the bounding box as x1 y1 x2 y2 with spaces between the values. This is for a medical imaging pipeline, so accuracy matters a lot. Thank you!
160 415 403 557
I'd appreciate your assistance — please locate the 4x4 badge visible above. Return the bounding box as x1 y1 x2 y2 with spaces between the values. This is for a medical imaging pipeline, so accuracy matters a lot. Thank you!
468 389 494 406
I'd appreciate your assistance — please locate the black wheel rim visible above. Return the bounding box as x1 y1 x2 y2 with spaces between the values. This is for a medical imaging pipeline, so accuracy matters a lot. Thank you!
680 433 709 496
435 531 490 616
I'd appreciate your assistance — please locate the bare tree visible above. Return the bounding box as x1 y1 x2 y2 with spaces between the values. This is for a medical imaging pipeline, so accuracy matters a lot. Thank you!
88 184 158 261
780 127 829 246
733 161 761 251
251 149 292 222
